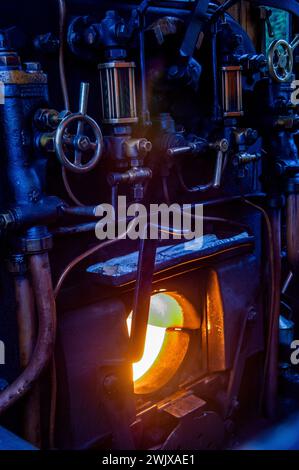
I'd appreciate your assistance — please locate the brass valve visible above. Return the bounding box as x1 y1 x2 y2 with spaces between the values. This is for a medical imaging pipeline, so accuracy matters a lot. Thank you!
123 138 152 159
35 83 104 174
107 167 152 187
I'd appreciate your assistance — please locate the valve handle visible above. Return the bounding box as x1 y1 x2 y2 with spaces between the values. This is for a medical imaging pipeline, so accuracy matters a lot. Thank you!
55 82 104 173
268 39 293 83
290 34 299 51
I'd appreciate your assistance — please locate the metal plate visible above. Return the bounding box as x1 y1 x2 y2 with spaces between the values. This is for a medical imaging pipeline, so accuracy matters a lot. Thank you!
161 411 225 450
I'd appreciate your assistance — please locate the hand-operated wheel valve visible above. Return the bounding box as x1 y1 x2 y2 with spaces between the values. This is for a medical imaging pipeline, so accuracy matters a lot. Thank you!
55 82 104 173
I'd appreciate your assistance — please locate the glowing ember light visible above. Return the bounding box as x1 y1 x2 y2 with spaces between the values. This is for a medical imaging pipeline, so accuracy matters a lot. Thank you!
126 319 165 381
126 292 200 393
147 292 184 328
127 292 184 382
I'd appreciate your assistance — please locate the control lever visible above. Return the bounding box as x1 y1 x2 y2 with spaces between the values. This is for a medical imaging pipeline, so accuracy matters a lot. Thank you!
55 82 104 173
175 138 229 193
213 147 224 189
180 0 210 58
259 7 274 39
211 139 229 188
167 139 209 157
290 34 299 51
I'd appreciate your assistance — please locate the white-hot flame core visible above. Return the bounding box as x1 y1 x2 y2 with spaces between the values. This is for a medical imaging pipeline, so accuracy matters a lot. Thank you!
126 318 165 381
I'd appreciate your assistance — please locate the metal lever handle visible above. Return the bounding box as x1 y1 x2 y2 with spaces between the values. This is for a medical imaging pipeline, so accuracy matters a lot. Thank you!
79 82 89 115
265 16 274 38
213 150 224 189
180 0 209 57
211 139 228 188
176 139 228 193
167 145 194 157
167 140 209 157
290 34 299 51
76 82 89 159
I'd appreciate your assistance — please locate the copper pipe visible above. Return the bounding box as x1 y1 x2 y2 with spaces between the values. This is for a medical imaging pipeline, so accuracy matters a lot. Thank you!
54 227 133 299
15 276 35 369
14 275 41 446
49 358 57 449
287 194 299 273
0 253 56 415
24 386 41 447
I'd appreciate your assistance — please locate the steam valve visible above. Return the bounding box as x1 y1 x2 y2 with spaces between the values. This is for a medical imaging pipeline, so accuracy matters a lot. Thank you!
55 82 104 173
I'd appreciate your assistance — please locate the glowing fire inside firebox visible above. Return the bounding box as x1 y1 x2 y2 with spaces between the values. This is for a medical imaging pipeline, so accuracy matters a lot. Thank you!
126 321 166 381
127 292 196 393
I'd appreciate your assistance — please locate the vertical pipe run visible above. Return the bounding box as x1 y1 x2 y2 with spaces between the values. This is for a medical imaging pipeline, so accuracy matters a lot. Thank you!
29 252 57 362
0 252 56 416
211 23 220 122
139 26 150 126
14 274 41 446
15 276 35 369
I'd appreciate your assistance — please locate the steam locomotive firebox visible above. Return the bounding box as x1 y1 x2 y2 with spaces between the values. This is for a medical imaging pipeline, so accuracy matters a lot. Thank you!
0 0 299 453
